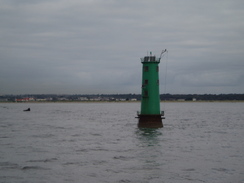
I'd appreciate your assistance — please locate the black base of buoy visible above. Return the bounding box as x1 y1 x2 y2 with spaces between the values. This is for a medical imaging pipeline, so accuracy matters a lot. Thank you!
137 114 163 128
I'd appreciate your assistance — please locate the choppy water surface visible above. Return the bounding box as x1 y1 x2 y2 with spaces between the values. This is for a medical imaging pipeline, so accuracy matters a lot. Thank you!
0 102 243 183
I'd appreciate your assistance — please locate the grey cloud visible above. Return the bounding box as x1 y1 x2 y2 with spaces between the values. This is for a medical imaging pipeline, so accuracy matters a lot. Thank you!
0 0 244 94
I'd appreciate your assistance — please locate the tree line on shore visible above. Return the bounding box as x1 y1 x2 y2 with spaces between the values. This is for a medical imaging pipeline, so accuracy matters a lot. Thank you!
1 93 244 102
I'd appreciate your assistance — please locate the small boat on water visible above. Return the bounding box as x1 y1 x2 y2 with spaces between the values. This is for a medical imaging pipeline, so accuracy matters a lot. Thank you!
23 108 30 112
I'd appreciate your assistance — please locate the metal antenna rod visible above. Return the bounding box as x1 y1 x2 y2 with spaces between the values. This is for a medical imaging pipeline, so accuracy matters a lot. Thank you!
159 49 167 60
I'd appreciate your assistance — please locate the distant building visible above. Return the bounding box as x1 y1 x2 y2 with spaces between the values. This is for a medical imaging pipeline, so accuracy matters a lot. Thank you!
90 97 102 101
177 99 185 102
15 97 35 102
58 98 68 101
36 98 47 101
79 97 89 101
0 98 8 102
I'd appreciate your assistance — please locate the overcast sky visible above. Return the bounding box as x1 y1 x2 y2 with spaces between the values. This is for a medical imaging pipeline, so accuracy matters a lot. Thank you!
0 0 243 95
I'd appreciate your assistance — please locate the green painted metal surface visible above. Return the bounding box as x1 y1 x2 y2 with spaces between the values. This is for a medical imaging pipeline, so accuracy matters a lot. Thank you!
140 56 161 115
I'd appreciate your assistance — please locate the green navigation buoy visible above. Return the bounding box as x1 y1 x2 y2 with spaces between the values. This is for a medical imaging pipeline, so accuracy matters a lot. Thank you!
137 50 167 128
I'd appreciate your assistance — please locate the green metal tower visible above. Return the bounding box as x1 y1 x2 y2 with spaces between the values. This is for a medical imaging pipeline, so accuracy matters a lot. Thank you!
137 50 166 128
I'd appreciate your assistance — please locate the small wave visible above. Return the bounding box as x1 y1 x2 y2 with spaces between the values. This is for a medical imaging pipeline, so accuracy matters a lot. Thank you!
27 158 57 163
182 168 196 171
212 168 228 172
91 160 107 166
0 162 20 170
0 136 9 138
76 148 89 153
113 156 133 161
21 166 50 170
32 134 55 138
119 179 131 183
62 161 87 166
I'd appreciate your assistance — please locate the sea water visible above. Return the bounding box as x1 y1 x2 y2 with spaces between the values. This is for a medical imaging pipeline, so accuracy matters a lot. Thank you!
0 102 243 183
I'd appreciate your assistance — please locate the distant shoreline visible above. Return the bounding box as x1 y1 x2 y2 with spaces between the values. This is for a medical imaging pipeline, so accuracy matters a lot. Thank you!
1 94 243 102
1 100 244 103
